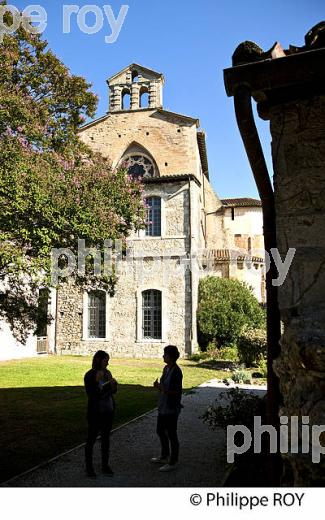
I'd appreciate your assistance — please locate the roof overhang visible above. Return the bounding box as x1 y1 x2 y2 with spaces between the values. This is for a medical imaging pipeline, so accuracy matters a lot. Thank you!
143 173 201 187
197 131 209 179
221 198 262 208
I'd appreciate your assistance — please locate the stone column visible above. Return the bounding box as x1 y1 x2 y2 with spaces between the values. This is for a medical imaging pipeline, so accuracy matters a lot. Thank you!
224 22 325 485
110 86 122 111
149 82 157 108
131 83 140 110
271 94 325 485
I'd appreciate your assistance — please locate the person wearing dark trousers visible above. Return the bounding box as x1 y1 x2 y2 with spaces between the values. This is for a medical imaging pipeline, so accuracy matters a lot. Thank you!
151 345 183 472
84 350 117 478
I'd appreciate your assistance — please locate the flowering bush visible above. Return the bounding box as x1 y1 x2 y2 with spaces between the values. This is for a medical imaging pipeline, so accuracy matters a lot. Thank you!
0 12 145 341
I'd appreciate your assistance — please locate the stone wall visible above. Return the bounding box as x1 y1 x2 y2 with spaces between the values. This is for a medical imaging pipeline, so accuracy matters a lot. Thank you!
271 96 325 484
56 180 195 358
79 109 200 182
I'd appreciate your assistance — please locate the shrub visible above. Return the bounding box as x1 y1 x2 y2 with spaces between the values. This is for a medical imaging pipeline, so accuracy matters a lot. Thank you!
202 387 265 431
213 346 239 362
197 277 265 347
237 328 267 367
257 358 267 377
252 358 268 378
231 369 251 384
187 352 209 362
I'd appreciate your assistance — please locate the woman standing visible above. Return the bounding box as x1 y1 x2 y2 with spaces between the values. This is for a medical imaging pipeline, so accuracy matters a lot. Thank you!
84 350 117 477
152 345 183 472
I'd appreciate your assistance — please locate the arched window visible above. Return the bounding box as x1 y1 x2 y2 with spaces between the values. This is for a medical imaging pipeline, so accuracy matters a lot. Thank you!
124 155 155 178
88 291 106 338
132 70 139 82
140 86 149 108
122 88 131 110
145 196 161 236
142 289 162 339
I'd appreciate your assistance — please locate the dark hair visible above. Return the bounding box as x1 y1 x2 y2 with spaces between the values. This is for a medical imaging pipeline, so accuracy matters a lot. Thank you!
164 345 180 362
92 350 109 369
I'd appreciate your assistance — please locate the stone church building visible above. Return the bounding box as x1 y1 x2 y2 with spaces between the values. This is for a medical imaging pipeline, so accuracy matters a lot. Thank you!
0 64 265 360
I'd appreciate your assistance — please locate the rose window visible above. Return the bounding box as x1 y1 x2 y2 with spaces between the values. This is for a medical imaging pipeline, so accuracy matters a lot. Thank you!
124 155 155 178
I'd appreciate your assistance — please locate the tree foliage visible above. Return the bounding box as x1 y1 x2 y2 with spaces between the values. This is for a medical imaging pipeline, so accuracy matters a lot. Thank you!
197 276 265 347
0 8 145 341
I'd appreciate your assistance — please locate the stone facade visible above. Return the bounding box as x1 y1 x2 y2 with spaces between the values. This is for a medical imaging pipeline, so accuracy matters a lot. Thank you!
0 64 266 360
57 179 195 358
54 64 266 358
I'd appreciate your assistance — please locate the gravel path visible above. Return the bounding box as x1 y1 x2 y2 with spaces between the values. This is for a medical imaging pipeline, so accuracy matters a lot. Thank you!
4 381 266 487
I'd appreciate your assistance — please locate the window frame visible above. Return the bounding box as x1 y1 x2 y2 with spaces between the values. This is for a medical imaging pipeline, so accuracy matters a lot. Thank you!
141 289 162 340
136 287 166 343
82 290 109 341
145 196 162 237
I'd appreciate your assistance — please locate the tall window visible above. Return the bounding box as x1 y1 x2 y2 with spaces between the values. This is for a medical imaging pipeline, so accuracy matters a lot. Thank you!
36 288 49 337
140 86 149 108
88 291 106 338
145 196 161 236
122 88 131 110
142 290 162 340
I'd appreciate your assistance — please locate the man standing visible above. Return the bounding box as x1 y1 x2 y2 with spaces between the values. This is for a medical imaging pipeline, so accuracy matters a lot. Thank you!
151 345 183 472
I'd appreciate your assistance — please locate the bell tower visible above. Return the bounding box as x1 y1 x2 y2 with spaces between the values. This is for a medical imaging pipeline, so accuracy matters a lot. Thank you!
107 63 164 112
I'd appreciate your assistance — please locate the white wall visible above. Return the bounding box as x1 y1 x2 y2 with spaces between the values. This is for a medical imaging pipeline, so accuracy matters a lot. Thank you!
0 320 37 361
223 206 263 237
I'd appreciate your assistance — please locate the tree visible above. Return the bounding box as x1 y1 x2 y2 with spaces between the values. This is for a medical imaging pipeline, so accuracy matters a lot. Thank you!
197 276 265 347
0 6 145 342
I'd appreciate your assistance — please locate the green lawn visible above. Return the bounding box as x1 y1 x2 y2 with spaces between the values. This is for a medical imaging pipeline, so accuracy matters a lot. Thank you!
0 355 229 483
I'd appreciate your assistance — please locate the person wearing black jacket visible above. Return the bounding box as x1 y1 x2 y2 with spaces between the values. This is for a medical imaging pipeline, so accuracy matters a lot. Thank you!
84 350 117 477
151 345 183 472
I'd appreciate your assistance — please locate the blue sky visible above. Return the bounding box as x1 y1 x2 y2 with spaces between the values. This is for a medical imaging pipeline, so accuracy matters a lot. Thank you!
13 0 324 198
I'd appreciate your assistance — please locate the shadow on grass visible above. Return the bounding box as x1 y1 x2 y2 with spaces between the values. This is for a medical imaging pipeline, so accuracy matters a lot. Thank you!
1 382 267 486
0 383 158 484
1 383 271 488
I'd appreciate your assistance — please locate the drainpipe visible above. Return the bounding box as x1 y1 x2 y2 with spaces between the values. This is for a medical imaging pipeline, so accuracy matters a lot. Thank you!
233 86 281 484
202 170 208 248
54 287 58 354
188 175 194 354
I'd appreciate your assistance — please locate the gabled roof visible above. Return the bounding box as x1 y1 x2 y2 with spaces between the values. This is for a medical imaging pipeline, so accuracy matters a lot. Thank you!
78 107 199 132
78 114 109 132
107 63 164 83
155 108 199 126
221 198 262 207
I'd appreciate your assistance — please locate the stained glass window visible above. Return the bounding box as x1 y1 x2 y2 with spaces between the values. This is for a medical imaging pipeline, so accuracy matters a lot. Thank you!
125 155 155 178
